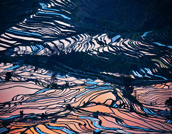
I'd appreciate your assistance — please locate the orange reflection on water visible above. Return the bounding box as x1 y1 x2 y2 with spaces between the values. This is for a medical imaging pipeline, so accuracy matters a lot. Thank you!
0 81 41 103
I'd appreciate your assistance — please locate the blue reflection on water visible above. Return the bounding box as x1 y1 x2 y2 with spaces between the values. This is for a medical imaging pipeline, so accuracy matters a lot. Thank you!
46 125 76 134
5 65 21 70
7 29 41 37
80 116 120 130
39 3 47 9
38 11 71 20
35 127 48 134
0 115 20 120
35 88 51 94
76 86 112 98
117 120 171 133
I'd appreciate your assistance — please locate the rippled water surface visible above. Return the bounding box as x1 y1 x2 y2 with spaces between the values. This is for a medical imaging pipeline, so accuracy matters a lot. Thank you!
0 0 172 133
